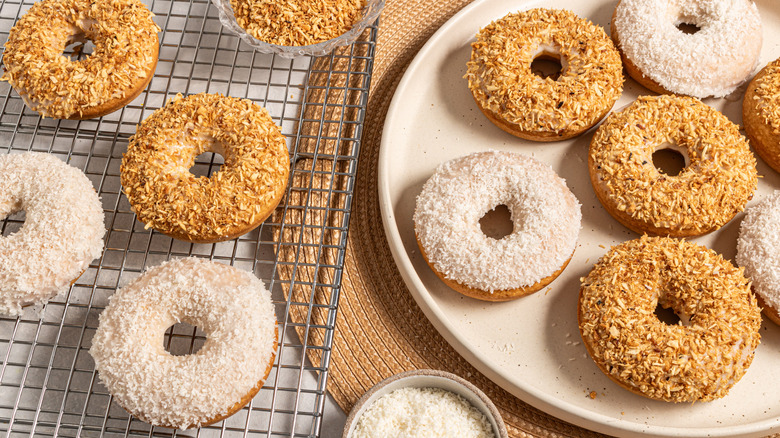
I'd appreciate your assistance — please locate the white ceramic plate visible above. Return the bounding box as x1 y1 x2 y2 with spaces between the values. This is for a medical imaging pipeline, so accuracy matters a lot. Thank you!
378 0 780 436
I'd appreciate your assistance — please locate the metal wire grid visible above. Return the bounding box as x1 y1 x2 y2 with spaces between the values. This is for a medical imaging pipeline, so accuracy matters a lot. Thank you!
0 0 377 435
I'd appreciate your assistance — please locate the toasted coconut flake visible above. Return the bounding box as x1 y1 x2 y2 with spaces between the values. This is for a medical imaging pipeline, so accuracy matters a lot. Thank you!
1 0 160 118
120 93 290 242
579 236 761 402
590 95 757 236
750 58 780 135
465 8 623 136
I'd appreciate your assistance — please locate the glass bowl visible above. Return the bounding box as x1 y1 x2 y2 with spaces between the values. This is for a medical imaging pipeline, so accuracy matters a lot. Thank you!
210 0 385 58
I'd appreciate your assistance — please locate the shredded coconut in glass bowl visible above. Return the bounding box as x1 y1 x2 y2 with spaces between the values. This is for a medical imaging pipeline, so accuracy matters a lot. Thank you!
210 0 385 58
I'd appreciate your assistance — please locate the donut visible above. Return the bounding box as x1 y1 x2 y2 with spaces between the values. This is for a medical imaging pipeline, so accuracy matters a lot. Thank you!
465 8 623 142
89 257 278 429
121 93 290 243
579 236 761 402
611 0 762 98
0 152 105 316
737 191 780 326
743 58 780 175
589 95 757 237
0 0 160 119
413 150 581 301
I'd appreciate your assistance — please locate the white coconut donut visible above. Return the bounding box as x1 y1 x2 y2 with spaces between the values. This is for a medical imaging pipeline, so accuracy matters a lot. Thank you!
737 191 780 326
413 151 582 301
0 152 105 316
612 0 762 98
89 258 278 429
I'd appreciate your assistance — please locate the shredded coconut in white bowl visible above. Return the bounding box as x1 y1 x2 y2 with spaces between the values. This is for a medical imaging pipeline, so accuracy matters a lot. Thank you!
352 387 495 438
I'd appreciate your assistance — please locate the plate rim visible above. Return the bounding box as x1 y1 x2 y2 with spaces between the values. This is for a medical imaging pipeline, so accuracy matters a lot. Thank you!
377 0 780 436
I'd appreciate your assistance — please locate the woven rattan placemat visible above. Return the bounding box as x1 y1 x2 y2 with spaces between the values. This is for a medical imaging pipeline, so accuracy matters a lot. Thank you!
276 0 605 436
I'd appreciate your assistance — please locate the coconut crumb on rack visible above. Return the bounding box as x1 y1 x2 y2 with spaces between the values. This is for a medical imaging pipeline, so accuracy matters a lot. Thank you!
231 0 366 46
0 0 160 119
465 8 623 135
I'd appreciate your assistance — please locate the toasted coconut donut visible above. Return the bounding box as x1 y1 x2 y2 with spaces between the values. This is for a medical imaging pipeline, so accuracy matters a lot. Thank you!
0 152 105 316
413 151 581 301
465 8 623 142
0 0 160 119
611 0 762 98
743 58 780 175
737 191 780 326
90 258 278 429
121 93 290 243
579 236 761 402
589 95 757 237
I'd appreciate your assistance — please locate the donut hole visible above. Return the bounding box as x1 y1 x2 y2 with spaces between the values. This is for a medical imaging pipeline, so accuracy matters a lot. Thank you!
479 204 514 240
652 143 689 177
1 209 25 237
531 53 563 81
189 152 225 178
63 32 95 61
163 322 207 356
676 22 701 35
654 302 682 326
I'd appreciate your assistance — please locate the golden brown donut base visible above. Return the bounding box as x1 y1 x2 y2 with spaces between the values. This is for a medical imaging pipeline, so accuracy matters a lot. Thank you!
131 324 279 430
66 40 159 120
158 191 285 244
416 235 573 302
471 93 593 142
743 65 780 175
610 7 670 96
755 292 780 327
199 325 278 428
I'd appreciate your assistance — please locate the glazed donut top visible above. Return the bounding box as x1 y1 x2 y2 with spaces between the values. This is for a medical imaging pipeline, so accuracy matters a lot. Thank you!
746 58 780 134
414 150 581 292
0 152 105 316
613 0 762 98
89 257 278 429
0 0 160 119
121 93 290 242
580 236 761 402
465 8 623 135
737 191 780 312
590 95 757 235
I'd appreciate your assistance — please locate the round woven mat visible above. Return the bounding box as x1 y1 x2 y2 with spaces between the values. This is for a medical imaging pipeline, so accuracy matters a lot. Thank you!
277 0 605 436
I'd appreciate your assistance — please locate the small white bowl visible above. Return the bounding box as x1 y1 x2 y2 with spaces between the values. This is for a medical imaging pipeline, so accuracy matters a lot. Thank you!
210 0 385 58
342 369 509 438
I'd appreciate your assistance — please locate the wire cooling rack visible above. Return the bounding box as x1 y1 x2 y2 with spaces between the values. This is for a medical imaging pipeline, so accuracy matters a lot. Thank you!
0 0 377 436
